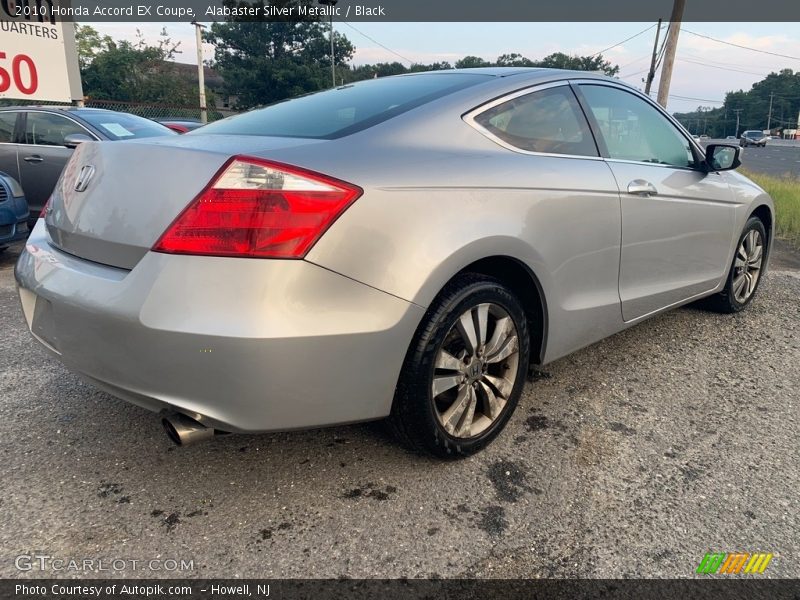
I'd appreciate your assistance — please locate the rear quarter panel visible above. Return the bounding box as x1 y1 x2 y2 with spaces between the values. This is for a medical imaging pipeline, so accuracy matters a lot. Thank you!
303 121 625 363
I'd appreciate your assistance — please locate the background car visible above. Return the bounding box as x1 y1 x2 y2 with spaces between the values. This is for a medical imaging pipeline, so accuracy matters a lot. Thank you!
0 172 28 251
155 118 206 134
0 107 176 229
740 130 768 147
726 135 737 140
15 69 773 457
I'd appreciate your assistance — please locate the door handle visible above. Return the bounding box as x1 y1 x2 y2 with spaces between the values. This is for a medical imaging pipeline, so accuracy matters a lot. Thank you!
23 155 44 163
627 179 658 197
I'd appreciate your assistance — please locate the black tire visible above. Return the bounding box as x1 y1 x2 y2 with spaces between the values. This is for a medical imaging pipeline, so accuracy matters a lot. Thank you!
27 219 37 234
389 274 530 458
703 217 767 314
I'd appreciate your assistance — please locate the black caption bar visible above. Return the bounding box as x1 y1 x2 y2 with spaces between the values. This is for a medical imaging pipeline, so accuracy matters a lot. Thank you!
4 579 800 600
3 0 800 22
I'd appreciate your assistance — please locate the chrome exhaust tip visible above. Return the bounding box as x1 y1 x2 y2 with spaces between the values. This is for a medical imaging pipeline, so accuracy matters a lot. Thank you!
162 413 215 446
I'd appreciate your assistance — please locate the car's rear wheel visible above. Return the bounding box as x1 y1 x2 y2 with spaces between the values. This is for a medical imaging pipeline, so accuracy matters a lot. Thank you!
704 217 766 313
389 274 530 457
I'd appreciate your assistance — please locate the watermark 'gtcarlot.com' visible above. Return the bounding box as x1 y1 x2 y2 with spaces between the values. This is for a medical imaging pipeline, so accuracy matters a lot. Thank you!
15 553 194 572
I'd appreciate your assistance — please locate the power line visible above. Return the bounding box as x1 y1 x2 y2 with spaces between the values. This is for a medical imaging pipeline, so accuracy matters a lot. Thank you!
655 23 670 68
669 94 724 104
591 24 656 58
679 50 778 71
678 57 769 77
340 22 415 65
682 29 800 62
618 54 652 70
620 67 650 79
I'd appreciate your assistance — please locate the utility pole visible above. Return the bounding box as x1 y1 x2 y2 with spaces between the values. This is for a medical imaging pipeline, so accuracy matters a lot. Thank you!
766 92 774 132
733 108 743 137
644 19 662 96
656 0 686 108
319 0 339 88
191 21 208 124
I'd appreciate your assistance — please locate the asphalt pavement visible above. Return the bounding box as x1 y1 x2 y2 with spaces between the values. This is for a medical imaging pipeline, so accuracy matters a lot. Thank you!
1 236 798 579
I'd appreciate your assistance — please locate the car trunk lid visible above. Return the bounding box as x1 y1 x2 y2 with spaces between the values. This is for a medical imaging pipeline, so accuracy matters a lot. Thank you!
45 135 324 269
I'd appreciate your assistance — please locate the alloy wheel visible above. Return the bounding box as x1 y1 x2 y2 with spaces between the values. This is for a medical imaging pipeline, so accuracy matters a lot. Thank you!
733 229 764 303
431 303 521 438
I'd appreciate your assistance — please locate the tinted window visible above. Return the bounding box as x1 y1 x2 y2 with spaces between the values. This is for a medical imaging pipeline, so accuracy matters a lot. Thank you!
474 85 597 157
196 74 488 140
580 85 696 168
24 112 88 146
78 111 176 140
0 112 17 143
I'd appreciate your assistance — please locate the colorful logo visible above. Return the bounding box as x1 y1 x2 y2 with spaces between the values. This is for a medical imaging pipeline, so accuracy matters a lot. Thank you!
697 552 773 574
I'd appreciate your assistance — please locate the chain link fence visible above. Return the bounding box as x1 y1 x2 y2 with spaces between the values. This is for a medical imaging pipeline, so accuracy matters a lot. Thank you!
0 98 236 123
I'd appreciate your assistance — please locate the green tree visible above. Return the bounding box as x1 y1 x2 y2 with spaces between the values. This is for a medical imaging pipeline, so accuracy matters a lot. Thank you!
531 52 619 76
455 56 491 69
674 69 800 137
496 53 535 67
79 28 202 105
74 24 113 71
205 0 355 109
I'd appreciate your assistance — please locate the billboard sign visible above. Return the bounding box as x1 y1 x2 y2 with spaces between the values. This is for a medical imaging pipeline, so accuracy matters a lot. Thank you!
0 1 83 102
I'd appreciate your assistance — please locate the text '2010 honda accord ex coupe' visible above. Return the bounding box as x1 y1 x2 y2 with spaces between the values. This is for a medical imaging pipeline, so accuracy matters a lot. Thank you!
15 69 773 457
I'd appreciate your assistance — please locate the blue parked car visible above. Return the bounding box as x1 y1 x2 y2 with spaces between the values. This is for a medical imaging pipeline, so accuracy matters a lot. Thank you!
0 172 29 251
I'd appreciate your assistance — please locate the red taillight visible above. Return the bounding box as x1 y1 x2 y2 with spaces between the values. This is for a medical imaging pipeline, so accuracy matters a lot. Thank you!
152 156 362 259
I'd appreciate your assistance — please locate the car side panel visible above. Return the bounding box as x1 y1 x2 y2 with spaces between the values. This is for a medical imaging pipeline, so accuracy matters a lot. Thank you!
306 151 624 364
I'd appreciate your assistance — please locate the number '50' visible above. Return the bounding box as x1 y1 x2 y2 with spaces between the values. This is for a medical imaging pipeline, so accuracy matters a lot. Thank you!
0 53 38 95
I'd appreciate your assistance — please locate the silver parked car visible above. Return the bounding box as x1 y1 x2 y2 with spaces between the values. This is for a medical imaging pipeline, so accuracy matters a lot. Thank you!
0 107 176 229
15 69 773 457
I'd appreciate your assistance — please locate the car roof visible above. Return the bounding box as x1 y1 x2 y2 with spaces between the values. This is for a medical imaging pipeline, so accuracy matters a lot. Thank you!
0 105 116 114
399 66 613 80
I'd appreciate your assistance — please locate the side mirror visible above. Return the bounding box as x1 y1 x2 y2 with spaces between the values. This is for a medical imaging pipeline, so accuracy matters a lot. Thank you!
63 133 93 149
705 144 741 172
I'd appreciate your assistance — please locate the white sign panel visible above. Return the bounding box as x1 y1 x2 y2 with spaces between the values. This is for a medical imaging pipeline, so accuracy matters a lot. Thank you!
0 10 83 102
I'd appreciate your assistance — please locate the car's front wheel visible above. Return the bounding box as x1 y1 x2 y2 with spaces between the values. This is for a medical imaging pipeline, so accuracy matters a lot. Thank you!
704 216 767 313
389 274 530 457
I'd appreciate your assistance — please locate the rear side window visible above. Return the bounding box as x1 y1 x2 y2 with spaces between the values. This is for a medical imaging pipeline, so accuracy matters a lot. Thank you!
0 112 17 143
196 73 488 140
24 112 88 146
472 85 598 157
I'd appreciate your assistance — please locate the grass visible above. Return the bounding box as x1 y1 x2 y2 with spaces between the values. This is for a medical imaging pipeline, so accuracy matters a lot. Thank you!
741 169 800 248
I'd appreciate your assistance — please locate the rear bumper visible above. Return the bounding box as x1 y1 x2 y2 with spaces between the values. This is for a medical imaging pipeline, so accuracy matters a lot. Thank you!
14 221 424 433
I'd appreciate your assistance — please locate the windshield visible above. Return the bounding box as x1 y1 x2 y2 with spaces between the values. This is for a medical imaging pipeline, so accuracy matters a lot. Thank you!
195 73 489 140
80 111 177 140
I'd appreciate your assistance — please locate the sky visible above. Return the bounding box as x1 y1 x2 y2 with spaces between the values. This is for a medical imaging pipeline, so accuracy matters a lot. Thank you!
93 22 800 114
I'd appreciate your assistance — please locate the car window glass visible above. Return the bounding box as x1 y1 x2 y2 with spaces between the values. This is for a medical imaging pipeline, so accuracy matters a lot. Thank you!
78 111 176 140
580 85 696 168
474 85 598 157
0 112 17 143
198 73 487 140
24 112 88 146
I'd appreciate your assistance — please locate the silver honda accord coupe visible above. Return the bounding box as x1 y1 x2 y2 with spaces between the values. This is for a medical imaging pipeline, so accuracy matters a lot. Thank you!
15 68 773 457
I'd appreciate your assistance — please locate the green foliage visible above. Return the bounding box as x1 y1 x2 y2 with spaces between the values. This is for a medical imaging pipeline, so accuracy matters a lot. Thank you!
674 69 800 137
74 24 113 71
78 26 203 105
532 52 619 76
205 0 354 108
742 170 800 247
455 56 492 69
